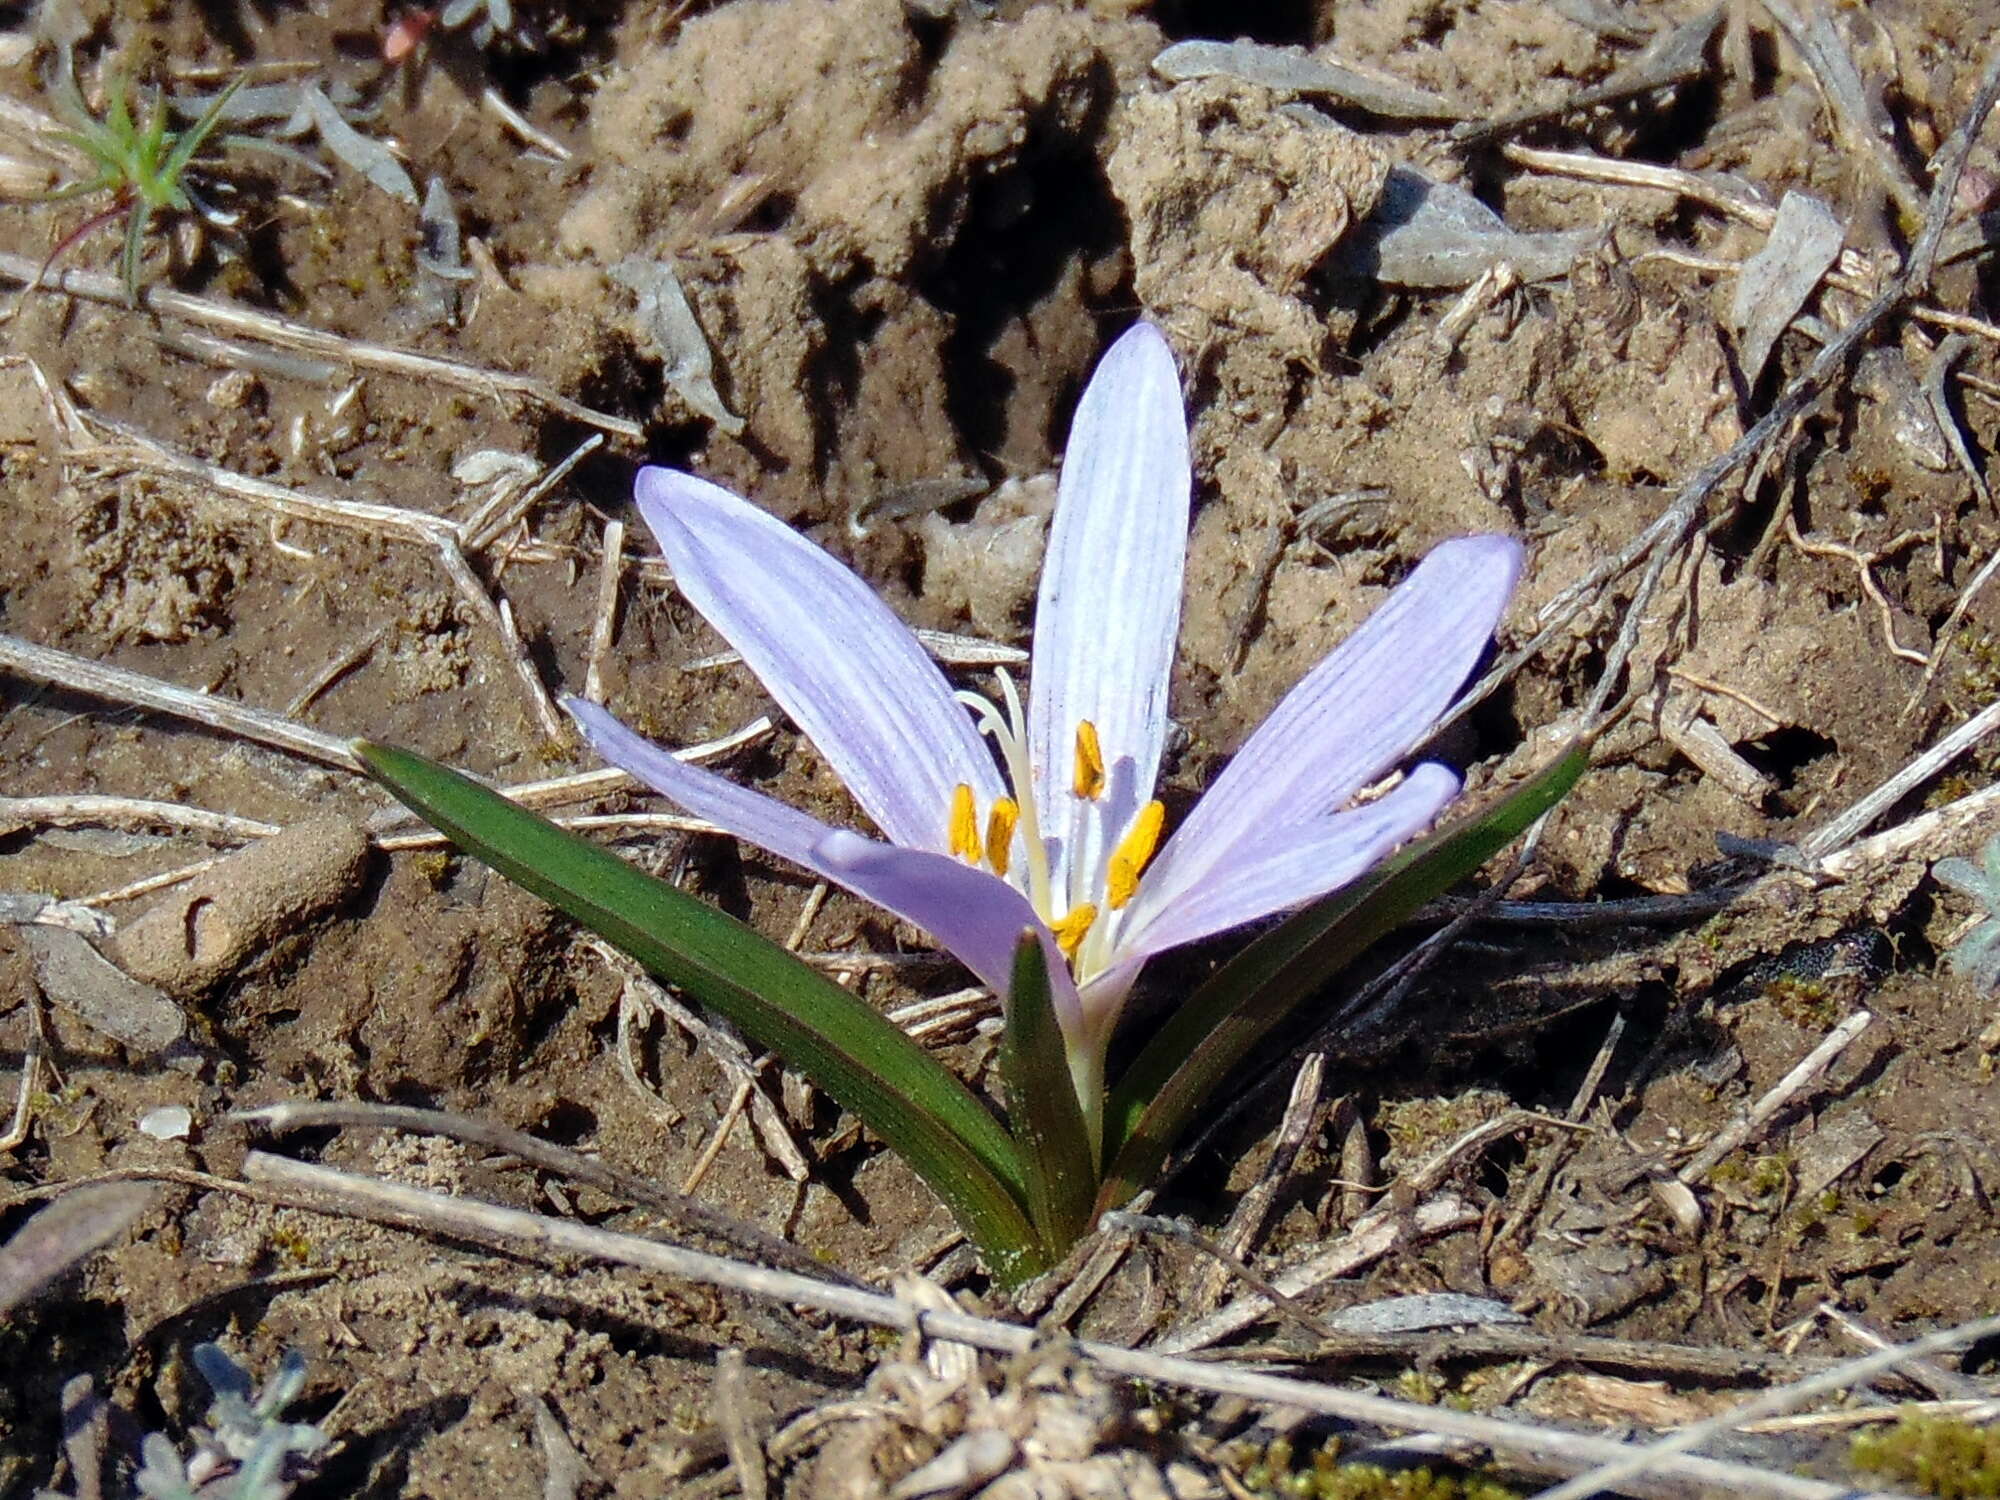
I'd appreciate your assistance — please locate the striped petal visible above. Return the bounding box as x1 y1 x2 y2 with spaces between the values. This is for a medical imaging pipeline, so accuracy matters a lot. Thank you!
1115 763 1460 962
815 833 1083 1036
1028 323 1191 894
637 467 1002 854
1138 534 1520 918
568 698 1057 1009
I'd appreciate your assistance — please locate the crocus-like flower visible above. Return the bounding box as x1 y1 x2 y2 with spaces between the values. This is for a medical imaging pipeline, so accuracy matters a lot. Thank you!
567 323 1521 1129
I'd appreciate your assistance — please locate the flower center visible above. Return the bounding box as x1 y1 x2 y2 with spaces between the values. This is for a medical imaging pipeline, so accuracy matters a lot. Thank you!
950 669 1165 979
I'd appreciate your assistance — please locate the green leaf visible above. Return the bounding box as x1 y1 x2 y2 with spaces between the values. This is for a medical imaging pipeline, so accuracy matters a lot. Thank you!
1098 742 1590 1214
355 740 1048 1282
997 932 1097 1258
160 74 247 187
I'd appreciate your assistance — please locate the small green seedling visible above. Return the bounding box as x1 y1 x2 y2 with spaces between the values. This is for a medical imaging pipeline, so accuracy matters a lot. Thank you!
40 57 247 304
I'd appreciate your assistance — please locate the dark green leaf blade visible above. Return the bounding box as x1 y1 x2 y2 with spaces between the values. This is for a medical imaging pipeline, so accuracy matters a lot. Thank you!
1099 743 1589 1213
998 931 1097 1258
355 740 1046 1282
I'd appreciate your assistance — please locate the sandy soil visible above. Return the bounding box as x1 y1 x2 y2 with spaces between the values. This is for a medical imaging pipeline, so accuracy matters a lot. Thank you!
5 0 2000 1494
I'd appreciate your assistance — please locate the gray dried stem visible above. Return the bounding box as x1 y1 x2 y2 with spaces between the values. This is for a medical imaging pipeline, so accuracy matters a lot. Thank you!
230 1149 1912 1500
0 631 360 771
231 1098 854 1287
1675 1009 1876 1183
0 249 641 438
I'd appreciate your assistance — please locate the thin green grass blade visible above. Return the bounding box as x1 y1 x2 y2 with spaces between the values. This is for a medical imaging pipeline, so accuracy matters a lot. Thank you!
162 75 245 183
104 74 132 143
356 740 1046 1282
1098 742 1589 1213
118 204 148 305
997 932 1096 1258
139 87 171 173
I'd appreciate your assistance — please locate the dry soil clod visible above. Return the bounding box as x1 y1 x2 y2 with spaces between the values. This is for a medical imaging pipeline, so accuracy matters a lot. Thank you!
110 816 370 996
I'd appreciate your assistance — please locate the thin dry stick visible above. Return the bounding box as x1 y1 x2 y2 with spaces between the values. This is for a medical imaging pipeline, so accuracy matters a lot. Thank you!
376 810 717 852
681 627 1028 673
233 1151 1896 1500
1743 1397 2000 1436
480 86 573 161
0 795 279 842
465 434 602 554
1188 1053 1326 1315
681 1080 755 1197
1818 1302 1986 1402
1531 1306 2000 1500
1234 1325 1866 1387
1916 543 2000 706
231 1099 859 1287
284 633 380 717
884 987 993 1044
1496 1012 1628 1249
1031 1192 1150 1327
364 718 771 827
76 855 230 908
0 631 361 772
1103 1209 1342 1344
1677 1009 1874 1183
433 536 567 742
1154 1193 1480 1356
0 251 641 439
78 418 457 544
150 324 344 386
590 942 811 1184
1665 666 1788 728
1822 774 2000 875
584 519 626 704
683 885 830 1191
1780 514 1930 665
0 989 46 1156
1802 693 2000 857
712 1348 769 1500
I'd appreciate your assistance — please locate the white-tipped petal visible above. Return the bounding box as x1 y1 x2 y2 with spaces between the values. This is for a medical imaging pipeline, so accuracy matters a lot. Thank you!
637 467 1002 853
1028 323 1191 885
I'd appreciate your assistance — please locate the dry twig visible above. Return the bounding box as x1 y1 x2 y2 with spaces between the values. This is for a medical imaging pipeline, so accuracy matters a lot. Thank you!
1677 1009 1875 1183
226 1150 1912 1500
0 631 360 772
231 1098 855 1287
0 250 640 438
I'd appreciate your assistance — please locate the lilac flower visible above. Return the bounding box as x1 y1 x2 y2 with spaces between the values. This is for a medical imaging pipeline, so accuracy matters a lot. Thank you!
566 323 1521 1126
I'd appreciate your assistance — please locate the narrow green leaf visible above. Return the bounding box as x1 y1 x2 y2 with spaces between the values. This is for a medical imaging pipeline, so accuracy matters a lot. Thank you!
1098 743 1589 1213
998 931 1097 1258
355 740 1047 1282
161 75 247 186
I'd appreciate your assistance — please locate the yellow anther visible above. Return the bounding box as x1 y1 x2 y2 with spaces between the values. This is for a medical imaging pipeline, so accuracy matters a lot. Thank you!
1050 904 1098 960
1073 720 1106 800
948 783 979 863
1107 800 1166 910
985 798 1019 878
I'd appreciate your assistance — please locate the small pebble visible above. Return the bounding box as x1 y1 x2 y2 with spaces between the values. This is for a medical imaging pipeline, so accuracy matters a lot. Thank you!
138 1105 194 1140
205 369 261 409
